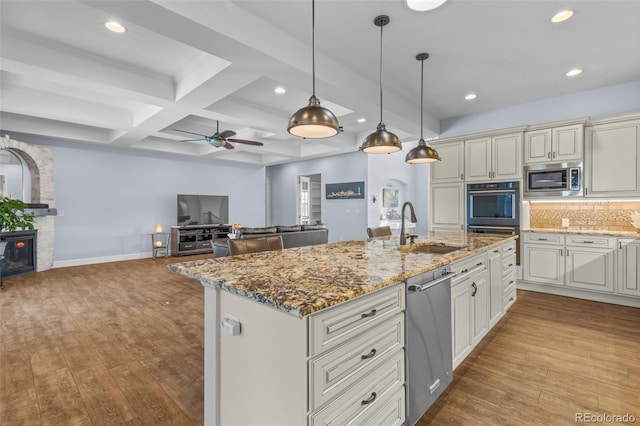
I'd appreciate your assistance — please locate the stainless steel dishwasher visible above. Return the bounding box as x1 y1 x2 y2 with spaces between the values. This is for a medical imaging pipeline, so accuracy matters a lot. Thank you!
405 266 455 426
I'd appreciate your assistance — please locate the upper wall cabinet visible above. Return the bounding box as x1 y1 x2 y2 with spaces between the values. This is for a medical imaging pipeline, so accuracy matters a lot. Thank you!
465 132 522 182
585 117 640 198
431 140 464 184
524 124 584 164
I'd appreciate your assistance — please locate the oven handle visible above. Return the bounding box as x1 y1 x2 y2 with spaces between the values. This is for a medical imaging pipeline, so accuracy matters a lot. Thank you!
468 225 517 231
468 190 517 195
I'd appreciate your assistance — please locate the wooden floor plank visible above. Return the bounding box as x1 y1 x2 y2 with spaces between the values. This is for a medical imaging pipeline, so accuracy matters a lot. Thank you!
1 256 639 425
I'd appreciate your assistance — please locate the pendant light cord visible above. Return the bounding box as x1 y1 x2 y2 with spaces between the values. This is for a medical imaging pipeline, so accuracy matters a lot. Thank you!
312 0 316 97
420 58 424 140
379 23 384 123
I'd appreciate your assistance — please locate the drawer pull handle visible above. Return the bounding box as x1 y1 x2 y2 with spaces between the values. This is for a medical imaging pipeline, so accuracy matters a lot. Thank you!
361 348 377 360
508 263 513 267
461 268 469 274
509 280 514 285
471 282 478 297
361 309 377 319
582 241 594 244
477 262 483 266
538 238 548 241
361 392 377 405
493 249 499 253
510 297 514 302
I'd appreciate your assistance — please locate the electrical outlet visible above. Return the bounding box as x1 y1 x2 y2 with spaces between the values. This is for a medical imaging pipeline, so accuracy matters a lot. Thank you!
562 218 570 228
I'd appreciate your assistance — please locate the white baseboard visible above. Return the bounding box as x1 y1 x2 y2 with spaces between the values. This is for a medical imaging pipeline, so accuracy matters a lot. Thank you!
517 280 640 308
53 251 160 268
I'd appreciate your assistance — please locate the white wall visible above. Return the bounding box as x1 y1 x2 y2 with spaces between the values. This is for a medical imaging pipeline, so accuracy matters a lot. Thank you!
440 80 640 137
267 152 368 242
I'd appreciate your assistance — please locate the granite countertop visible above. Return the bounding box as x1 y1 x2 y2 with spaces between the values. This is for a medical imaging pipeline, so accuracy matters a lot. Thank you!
523 228 640 238
168 231 517 318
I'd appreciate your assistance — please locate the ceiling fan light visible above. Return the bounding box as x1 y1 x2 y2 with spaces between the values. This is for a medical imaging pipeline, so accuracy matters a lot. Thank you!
361 123 402 154
288 95 340 138
406 139 440 163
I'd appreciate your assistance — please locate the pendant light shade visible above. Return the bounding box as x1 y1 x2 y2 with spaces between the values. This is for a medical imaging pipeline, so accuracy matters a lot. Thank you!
287 0 340 139
360 15 402 154
406 52 441 164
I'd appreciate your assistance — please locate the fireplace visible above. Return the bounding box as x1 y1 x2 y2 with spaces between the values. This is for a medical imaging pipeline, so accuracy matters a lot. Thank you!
0 230 37 278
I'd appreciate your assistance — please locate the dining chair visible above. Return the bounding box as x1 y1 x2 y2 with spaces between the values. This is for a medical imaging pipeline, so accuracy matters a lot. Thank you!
367 226 392 237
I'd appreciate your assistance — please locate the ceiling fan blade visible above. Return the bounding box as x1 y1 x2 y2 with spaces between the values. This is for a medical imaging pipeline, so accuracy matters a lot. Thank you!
227 138 264 146
219 130 236 139
172 129 209 137
179 138 208 142
224 142 235 150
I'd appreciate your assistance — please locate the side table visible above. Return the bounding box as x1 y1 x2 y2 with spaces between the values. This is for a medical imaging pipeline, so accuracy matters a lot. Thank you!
149 233 171 259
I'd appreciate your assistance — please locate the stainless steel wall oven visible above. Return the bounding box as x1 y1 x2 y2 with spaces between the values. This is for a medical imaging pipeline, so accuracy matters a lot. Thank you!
467 181 520 264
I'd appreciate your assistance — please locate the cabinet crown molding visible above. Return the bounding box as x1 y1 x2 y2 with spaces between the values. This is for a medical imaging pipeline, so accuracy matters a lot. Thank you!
525 117 590 132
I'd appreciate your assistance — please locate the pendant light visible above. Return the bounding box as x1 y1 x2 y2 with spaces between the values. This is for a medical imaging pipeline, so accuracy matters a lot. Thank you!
287 0 340 139
405 52 441 164
360 15 402 154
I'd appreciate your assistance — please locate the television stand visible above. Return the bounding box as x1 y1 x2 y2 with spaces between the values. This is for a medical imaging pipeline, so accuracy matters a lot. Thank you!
171 225 231 256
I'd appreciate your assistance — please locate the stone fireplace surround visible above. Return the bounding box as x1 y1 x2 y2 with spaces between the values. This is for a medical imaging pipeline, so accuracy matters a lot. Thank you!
0 136 54 272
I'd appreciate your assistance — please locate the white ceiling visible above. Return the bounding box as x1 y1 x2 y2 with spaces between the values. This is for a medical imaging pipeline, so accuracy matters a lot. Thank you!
1 0 639 166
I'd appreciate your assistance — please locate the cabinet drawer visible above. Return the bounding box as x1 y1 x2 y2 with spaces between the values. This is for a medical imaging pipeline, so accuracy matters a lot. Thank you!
179 242 196 251
565 235 615 249
503 270 517 295
504 288 517 310
309 351 405 426
309 314 404 410
308 283 404 357
502 253 516 274
523 233 565 245
501 241 516 256
450 253 487 283
196 240 212 249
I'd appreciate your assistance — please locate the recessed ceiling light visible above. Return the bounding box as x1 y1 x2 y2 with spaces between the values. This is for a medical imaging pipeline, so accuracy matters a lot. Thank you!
274 87 286 94
357 118 367 123
405 0 448 12
465 93 477 101
565 68 583 77
105 21 126 33
551 10 574 23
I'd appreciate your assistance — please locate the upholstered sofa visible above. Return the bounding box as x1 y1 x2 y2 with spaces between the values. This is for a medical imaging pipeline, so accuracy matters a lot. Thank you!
213 224 328 257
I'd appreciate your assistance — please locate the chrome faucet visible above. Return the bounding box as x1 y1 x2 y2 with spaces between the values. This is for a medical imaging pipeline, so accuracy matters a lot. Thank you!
400 201 418 246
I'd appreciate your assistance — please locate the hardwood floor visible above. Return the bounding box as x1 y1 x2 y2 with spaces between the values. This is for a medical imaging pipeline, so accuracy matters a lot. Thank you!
1 257 639 425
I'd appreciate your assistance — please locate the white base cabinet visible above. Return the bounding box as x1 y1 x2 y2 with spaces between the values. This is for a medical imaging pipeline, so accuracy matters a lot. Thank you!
209 283 406 426
617 239 640 297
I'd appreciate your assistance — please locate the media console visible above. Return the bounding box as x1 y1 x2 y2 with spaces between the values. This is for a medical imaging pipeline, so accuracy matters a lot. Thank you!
171 225 232 256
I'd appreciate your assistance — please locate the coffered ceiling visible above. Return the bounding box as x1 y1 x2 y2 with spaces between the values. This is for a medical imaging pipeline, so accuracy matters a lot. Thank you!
1 0 638 165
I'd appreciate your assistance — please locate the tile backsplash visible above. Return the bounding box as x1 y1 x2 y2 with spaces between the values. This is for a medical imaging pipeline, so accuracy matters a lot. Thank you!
529 201 640 232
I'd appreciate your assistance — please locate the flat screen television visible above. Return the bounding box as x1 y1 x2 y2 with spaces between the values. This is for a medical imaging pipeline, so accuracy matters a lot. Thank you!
177 194 229 226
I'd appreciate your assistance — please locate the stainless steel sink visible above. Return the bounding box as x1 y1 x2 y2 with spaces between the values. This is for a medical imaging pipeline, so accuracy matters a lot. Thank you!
398 244 464 254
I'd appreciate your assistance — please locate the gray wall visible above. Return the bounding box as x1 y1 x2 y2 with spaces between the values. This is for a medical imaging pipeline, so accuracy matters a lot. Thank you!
268 151 368 242
16 137 267 265
441 80 640 137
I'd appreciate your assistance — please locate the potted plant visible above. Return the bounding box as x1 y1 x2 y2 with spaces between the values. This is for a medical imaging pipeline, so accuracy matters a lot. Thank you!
0 196 35 232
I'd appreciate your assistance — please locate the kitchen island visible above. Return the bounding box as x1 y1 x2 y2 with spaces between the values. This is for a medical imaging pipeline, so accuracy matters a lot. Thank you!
169 231 517 425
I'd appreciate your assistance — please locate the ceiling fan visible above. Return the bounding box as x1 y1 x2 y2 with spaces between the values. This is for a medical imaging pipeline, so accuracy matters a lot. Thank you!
173 121 264 149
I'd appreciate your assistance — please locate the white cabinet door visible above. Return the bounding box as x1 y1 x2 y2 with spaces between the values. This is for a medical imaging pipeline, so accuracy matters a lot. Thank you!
465 133 522 181
431 141 465 183
451 279 472 368
492 132 522 180
524 129 552 164
430 183 464 232
525 124 583 164
585 119 640 197
523 244 565 286
465 137 492 182
565 247 615 293
553 124 583 162
471 274 489 346
487 248 503 328
617 239 640 297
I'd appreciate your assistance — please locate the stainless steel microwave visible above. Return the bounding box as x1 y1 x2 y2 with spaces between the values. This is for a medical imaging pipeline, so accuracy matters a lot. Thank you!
524 162 582 197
